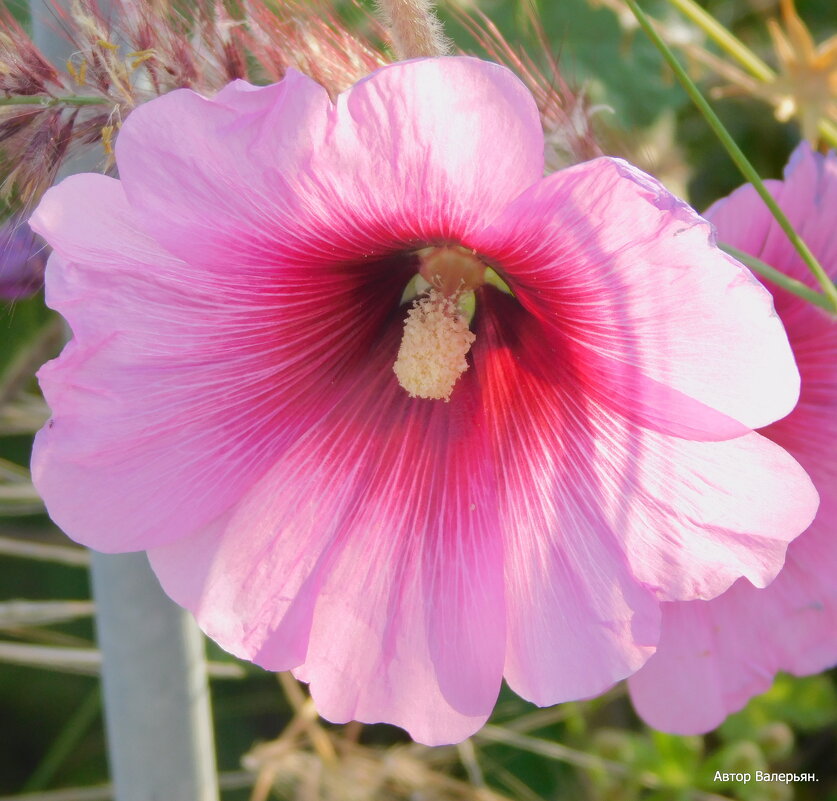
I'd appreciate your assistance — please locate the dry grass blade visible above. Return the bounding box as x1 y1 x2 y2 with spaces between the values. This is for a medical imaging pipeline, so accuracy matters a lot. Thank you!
245 738 518 801
0 458 44 514
0 642 102 675
0 6 61 96
0 771 253 801
0 458 30 481
0 535 88 565
0 599 94 628
244 677 519 801
0 641 246 678
241 0 389 93
3 625 94 648
456 738 485 788
490 765 545 801
477 724 632 775
0 483 41 501
0 393 51 435
0 318 63 408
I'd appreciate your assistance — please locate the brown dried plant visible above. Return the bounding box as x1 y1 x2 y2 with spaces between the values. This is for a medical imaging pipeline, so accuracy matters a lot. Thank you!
454 6 602 170
242 0 390 93
0 0 250 201
0 0 600 209
242 673 515 801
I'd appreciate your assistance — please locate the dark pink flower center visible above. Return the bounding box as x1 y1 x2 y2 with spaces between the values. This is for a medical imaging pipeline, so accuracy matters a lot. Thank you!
393 245 511 402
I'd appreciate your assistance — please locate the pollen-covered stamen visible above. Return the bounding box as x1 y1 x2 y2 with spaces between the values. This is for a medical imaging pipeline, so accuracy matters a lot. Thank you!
393 288 476 402
393 245 507 401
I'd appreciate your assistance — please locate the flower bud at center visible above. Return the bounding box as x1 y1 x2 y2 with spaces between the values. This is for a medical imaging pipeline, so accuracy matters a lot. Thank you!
418 245 485 294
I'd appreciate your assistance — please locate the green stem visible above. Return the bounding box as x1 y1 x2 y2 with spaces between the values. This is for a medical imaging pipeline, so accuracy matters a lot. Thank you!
666 0 775 82
819 118 837 150
22 687 101 792
0 95 107 107
665 0 837 150
625 0 837 313
721 243 835 314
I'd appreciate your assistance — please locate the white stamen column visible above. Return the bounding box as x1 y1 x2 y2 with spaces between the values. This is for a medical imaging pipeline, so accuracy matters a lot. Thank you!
29 2 220 798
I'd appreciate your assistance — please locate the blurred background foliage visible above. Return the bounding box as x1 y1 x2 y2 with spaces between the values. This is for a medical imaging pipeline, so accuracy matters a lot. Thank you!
1 0 835 799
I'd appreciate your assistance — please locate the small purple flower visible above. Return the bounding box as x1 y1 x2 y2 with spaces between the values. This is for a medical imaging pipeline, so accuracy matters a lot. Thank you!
0 215 49 300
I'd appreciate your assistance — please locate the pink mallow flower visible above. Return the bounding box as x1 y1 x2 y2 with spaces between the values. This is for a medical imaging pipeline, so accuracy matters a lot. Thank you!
629 143 837 734
30 57 817 745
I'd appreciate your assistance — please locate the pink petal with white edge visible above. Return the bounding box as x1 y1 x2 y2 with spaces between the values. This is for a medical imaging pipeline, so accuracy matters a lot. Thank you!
149 325 505 746
469 157 800 439
629 143 837 733
116 58 543 269
605 427 817 601
29 173 410 551
628 512 837 734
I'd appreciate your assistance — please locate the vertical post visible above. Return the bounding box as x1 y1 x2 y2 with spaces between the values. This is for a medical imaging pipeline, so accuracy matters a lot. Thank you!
90 553 220 801
28 2 222 798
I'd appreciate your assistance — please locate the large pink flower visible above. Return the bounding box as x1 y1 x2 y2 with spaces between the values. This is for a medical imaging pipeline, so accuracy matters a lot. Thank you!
30 58 817 745
628 143 837 734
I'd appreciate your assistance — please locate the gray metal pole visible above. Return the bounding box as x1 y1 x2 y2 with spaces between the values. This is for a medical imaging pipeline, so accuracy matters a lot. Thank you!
28 1 222 798
90 552 220 801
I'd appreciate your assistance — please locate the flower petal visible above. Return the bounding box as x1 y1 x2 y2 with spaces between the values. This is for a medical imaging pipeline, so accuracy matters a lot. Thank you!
30 174 274 551
614 428 817 600
149 325 505 745
325 57 543 239
115 73 333 266
116 59 543 268
628 494 837 734
629 144 837 734
475 290 815 604
474 296 660 704
29 173 408 551
707 143 837 292
469 157 800 439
